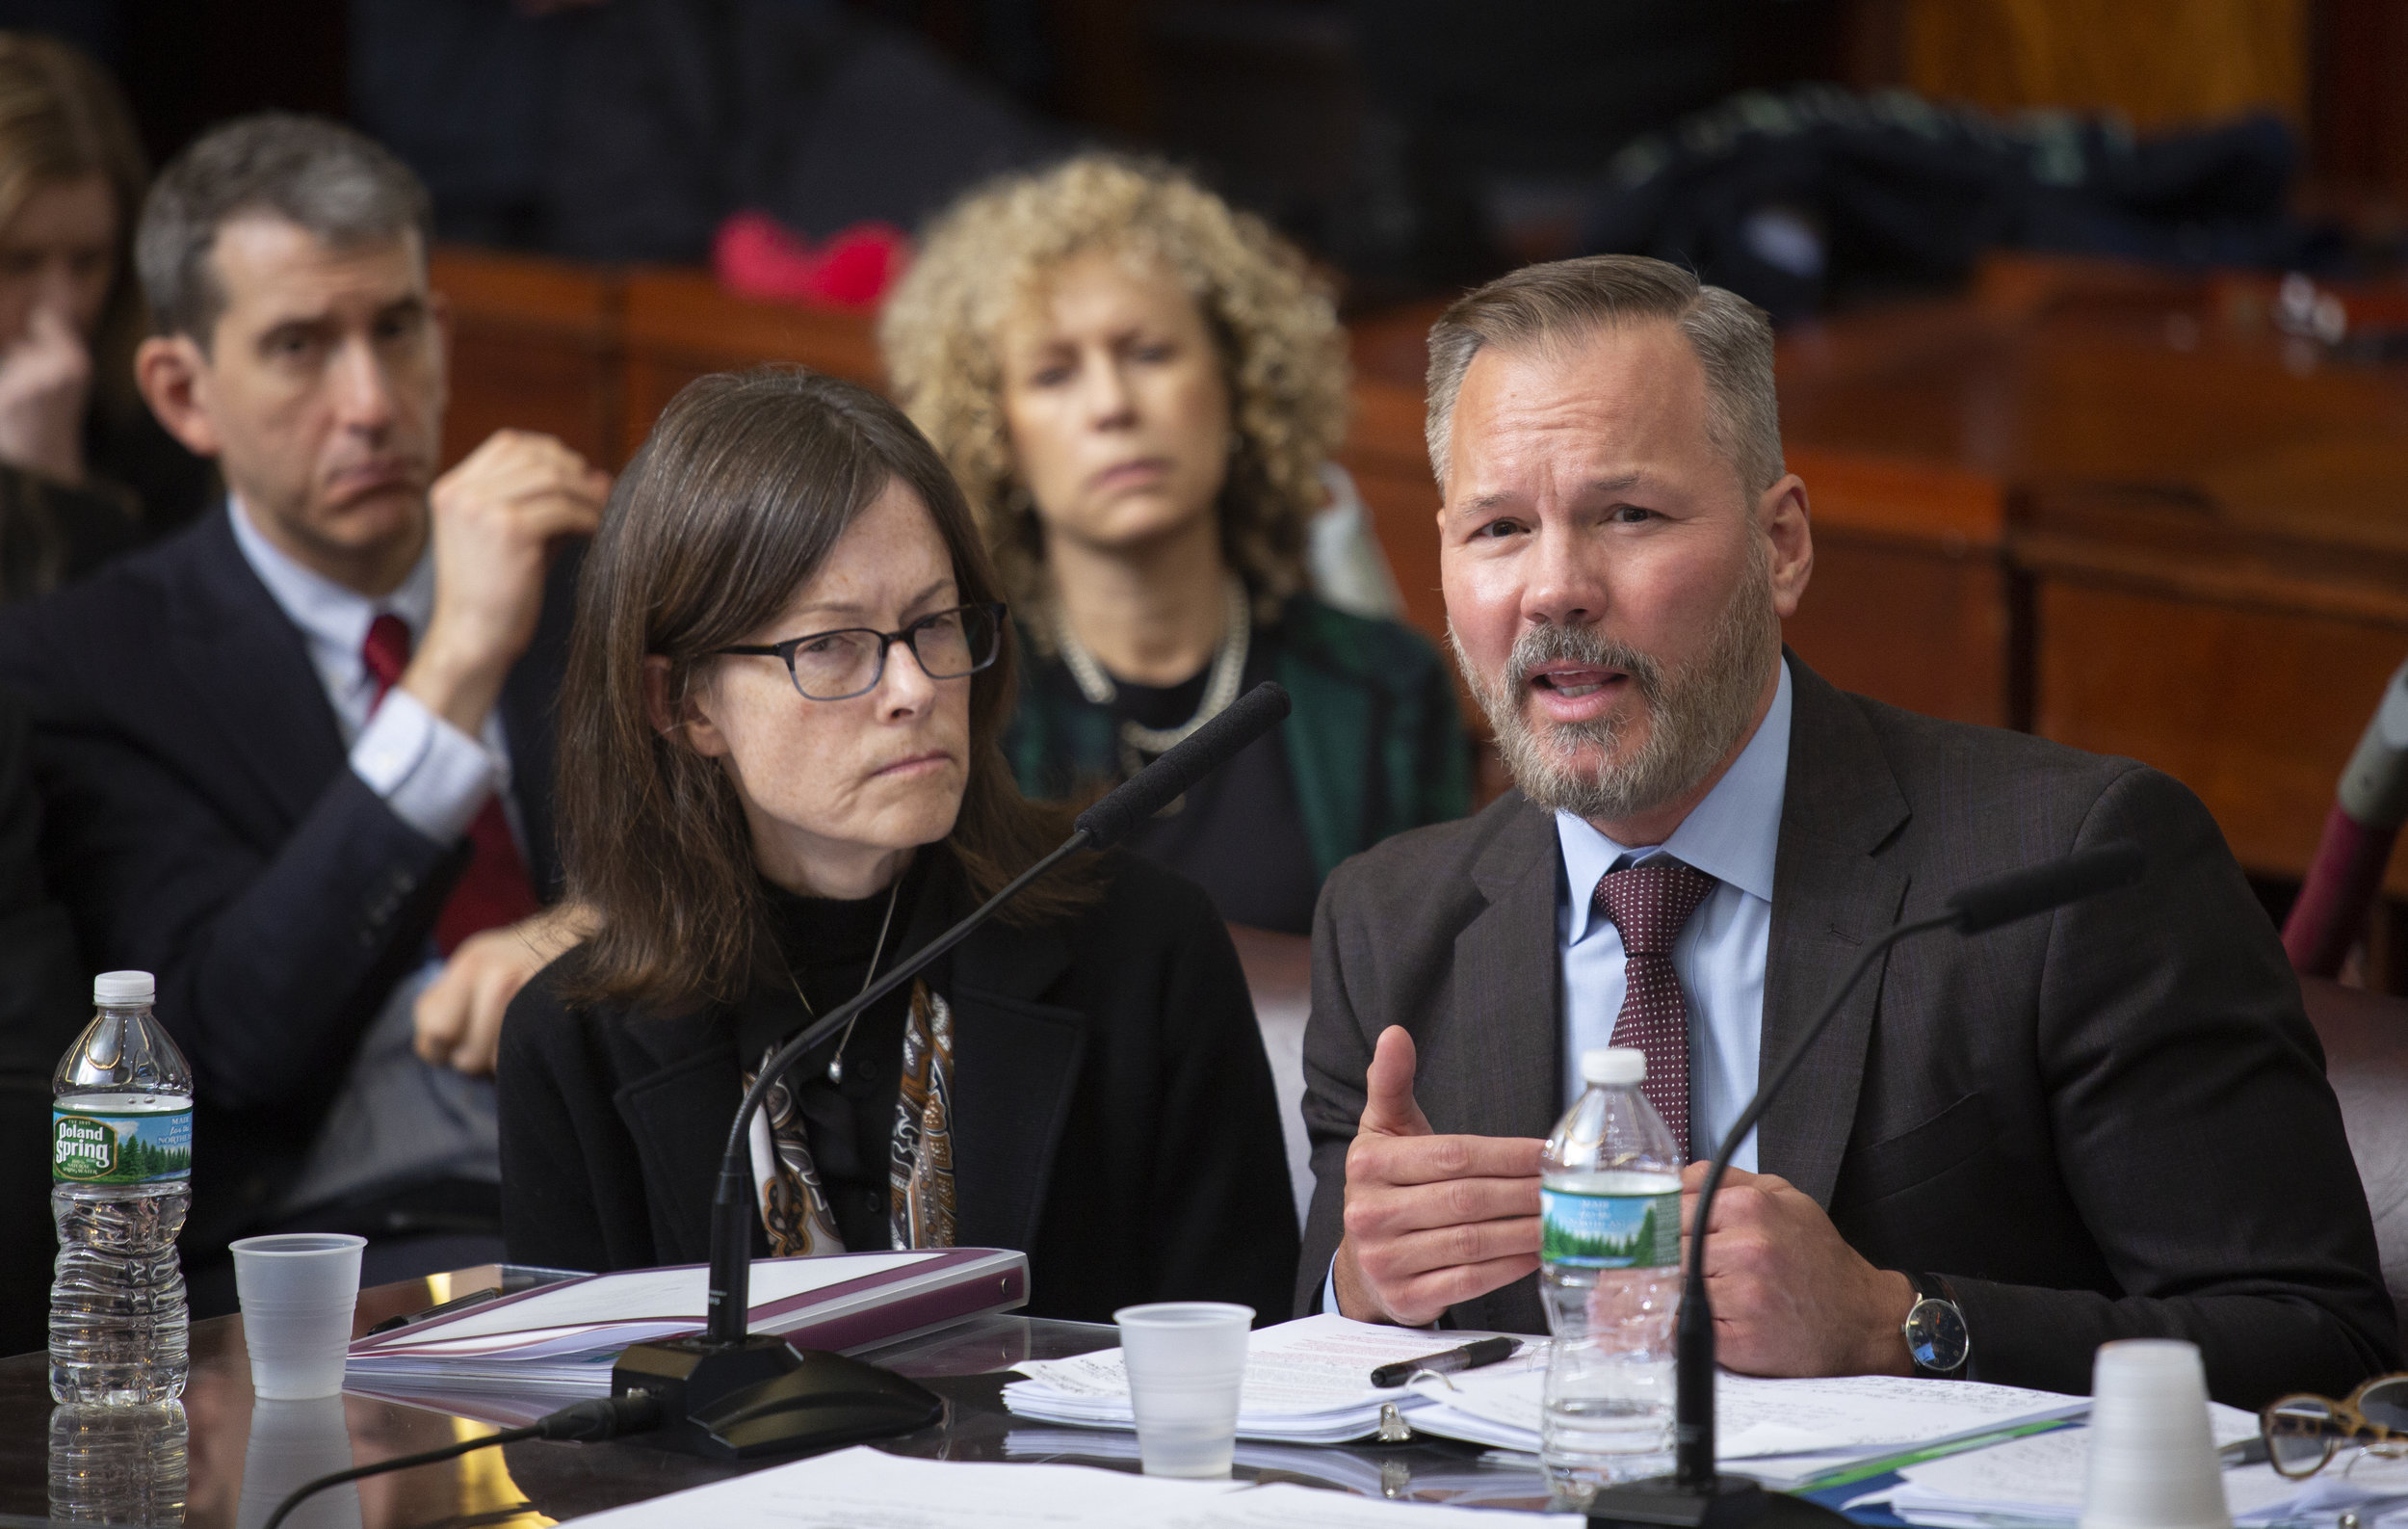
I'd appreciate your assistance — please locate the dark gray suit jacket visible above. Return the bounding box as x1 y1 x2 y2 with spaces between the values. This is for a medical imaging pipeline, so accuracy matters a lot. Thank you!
1297 658 2399 1409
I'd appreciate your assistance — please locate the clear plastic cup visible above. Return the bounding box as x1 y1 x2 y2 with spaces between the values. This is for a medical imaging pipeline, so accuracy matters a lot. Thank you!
229 1234 365 1401
1114 1302 1252 1479
2081 1339 2233 1529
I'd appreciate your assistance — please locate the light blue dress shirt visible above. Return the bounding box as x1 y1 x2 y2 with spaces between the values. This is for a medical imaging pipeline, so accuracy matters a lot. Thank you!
1557 657 1793 1171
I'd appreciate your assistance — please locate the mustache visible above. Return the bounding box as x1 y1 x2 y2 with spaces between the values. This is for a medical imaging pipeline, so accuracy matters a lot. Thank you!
1500 623 1664 706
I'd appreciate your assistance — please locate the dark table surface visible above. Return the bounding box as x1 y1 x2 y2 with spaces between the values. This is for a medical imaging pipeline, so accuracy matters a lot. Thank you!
4 1265 1593 1527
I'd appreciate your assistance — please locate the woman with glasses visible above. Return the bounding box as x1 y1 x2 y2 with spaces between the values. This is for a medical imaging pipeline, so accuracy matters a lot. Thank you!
494 367 1298 1321
879 155 1468 940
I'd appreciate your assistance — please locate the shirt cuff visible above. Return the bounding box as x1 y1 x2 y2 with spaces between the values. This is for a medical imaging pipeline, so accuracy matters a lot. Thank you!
350 688 504 843
1322 1258 1340 1318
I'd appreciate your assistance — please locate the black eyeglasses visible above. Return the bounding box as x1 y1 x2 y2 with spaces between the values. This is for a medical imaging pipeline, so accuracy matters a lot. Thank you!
709 601 1006 701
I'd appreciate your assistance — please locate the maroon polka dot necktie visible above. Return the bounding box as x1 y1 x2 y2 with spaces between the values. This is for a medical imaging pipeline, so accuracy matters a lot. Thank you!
1592 860 1718 1156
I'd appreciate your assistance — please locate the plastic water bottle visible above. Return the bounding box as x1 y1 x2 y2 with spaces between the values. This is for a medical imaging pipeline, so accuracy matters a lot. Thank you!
1539 1045 1684 1497
48 1402 188 1525
50 971 193 1405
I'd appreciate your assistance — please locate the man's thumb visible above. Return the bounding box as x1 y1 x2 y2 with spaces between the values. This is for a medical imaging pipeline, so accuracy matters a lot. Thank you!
1358 1025 1431 1137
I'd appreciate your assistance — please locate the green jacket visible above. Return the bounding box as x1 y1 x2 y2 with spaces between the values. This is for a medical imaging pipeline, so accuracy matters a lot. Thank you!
1005 593 1470 886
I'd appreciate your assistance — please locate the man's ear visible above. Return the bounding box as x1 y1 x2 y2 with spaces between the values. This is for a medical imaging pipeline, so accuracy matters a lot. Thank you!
643 654 730 757
134 334 222 460
1759 472 1813 620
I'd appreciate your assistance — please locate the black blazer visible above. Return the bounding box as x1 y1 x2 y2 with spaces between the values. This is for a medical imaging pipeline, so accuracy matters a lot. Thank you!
1298 656 2400 1410
497 852 1301 1326
0 507 579 1252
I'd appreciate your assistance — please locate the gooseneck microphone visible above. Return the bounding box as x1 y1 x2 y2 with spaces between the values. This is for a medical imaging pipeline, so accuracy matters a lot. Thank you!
1586 840 2146 1529
614 681 1294 1459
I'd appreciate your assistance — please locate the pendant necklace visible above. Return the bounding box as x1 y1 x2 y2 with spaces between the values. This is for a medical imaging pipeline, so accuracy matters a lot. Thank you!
1057 574 1250 784
782 874 903 1085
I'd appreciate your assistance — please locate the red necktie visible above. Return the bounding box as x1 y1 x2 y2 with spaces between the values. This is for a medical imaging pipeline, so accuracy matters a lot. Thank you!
1592 860 1718 1157
361 613 540 955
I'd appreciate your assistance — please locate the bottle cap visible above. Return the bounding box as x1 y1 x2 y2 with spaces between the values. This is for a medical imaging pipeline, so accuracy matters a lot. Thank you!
92 971 154 1007
1582 1047 1645 1086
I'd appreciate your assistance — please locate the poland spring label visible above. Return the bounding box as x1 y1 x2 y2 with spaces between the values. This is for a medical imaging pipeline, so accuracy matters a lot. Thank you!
53 1107 193 1184
1541 1187 1679 1268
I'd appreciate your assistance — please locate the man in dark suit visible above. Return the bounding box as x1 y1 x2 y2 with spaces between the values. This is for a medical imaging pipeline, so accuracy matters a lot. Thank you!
0 116 606 1292
1297 253 2397 1408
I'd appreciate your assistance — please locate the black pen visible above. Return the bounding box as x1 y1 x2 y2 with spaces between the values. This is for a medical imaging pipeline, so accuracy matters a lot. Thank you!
364 1285 502 1336
1369 1335 1521 1388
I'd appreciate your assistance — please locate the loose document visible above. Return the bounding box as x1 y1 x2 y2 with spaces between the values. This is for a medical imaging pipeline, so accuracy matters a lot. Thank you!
1859 1411 2408 1527
565 1444 1579 1528
1002 1314 2091 1484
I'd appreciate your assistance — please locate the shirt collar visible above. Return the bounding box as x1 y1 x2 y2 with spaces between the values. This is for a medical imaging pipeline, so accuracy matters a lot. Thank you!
226 495 435 667
1557 656 1793 942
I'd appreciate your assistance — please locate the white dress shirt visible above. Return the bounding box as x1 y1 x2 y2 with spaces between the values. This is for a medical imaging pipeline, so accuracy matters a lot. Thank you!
226 498 510 1213
1557 657 1793 1171
226 497 510 839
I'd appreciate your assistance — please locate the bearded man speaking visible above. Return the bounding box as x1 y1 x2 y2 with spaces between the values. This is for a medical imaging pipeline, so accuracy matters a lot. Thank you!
1294 254 2396 1408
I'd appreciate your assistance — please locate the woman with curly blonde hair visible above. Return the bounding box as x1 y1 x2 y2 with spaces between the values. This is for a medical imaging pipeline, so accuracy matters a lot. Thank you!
881 155 1465 937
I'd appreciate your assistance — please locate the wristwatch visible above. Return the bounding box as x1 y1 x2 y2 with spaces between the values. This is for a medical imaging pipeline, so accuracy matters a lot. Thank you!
1900 1271 1971 1376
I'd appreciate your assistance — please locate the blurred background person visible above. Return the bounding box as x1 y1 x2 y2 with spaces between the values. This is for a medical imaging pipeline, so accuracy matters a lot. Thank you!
0 31 208 598
880 154 1467 945
0 114 604 1307
498 366 1297 1323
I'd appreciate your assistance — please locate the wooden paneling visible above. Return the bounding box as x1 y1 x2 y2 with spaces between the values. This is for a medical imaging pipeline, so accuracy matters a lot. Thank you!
1901 0 2309 129
430 248 619 471
2035 582 2408 893
619 269 884 461
1780 445 2013 726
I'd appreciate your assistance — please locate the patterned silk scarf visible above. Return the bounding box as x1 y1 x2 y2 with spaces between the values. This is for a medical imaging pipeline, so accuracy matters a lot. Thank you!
742 979 958 1256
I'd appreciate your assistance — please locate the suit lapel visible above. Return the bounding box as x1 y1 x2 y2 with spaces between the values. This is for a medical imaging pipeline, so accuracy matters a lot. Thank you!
1760 659 1911 1207
611 1005 746 1259
1430 797 1563 1142
946 918 1085 1252
165 509 345 830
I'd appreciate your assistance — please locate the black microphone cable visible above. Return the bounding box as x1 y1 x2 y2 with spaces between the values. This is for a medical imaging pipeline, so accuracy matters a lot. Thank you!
261 1391 662 1529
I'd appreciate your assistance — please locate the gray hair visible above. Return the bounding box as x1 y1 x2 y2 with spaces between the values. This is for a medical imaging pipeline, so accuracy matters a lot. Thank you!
135 113 431 348
1424 254 1783 498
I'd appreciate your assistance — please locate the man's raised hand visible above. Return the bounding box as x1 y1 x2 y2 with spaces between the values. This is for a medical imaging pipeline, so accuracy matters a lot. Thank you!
403 430 609 739
1332 1025 1545 1326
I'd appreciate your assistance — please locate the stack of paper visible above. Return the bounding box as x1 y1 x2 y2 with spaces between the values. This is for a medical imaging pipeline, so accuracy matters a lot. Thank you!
1404 1358 2091 1485
1871 1413 2408 1527
567 1442 1583 1528
1006 1312 2090 1484
1004 1314 1522 1443
345 1248 1027 1400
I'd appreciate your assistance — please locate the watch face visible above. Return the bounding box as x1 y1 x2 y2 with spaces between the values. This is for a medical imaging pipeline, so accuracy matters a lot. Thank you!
1905 1298 1970 1372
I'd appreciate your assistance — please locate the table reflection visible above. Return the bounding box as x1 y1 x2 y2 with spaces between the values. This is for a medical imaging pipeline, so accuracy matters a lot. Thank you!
5 1269 1557 1529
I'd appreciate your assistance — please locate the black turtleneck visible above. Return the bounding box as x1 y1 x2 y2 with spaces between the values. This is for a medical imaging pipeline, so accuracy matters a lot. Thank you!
736 851 951 1251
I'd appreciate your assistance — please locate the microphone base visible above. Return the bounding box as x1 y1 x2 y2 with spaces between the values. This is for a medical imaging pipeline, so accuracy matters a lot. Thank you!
612 1333 943 1460
1584 1473 1852 1528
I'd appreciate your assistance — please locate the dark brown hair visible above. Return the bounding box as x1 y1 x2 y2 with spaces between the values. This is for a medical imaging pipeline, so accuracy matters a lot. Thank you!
558 366 1091 1011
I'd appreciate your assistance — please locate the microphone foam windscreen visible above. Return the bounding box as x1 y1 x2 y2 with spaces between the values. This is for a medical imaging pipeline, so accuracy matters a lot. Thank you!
1074 682 1293 849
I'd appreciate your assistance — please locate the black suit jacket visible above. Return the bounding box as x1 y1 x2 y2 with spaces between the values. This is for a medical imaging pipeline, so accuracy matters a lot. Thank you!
1298 656 2399 1409
0 507 579 1252
497 851 1300 1326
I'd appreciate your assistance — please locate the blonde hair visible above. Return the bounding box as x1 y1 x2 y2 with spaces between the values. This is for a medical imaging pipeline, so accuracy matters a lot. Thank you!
0 34 147 416
879 154 1348 626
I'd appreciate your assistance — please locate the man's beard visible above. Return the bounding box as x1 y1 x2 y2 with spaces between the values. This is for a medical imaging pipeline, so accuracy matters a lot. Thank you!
1451 552 1780 825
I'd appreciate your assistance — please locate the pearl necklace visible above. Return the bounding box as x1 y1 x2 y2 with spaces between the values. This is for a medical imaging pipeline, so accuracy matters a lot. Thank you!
1055 575 1251 768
